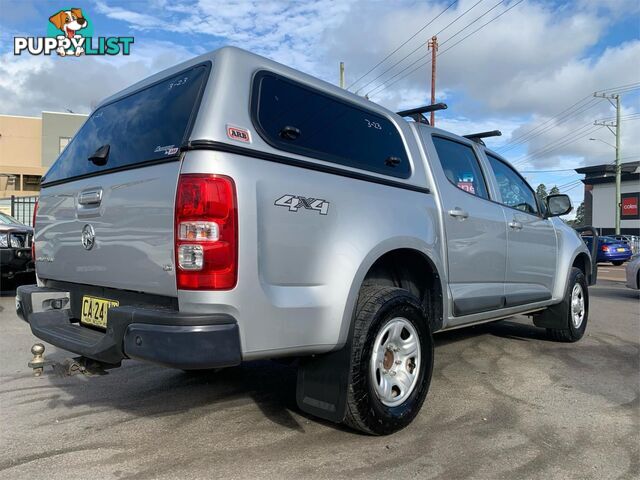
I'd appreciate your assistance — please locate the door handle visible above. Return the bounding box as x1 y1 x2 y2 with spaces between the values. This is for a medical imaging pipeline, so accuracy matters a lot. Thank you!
448 208 469 220
509 220 523 230
79 188 103 205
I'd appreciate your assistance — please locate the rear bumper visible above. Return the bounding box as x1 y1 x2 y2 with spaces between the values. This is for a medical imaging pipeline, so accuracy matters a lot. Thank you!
598 253 632 262
16 284 241 370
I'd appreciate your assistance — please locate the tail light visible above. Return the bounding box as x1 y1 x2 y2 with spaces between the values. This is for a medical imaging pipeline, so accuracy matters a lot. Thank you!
175 174 237 290
601 245 609 252
31 200 38 259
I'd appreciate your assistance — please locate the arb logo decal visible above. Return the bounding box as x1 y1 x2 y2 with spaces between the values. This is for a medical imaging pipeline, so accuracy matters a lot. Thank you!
227 126 251 143
275 195 329 215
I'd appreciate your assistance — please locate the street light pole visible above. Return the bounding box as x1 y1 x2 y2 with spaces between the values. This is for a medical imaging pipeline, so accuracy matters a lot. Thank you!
614 95 621 235
593 92 622 235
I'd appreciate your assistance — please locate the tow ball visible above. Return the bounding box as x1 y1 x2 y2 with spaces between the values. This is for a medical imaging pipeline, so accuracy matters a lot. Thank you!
28 344 54 376
28 343 108 377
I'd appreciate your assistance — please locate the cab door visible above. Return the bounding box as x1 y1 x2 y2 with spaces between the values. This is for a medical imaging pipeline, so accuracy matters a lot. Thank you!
484 153 557 306
423 134 507 318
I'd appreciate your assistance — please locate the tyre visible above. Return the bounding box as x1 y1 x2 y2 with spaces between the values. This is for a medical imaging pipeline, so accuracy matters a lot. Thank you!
547 267 589 342
612 261 624 266
344 286 433 435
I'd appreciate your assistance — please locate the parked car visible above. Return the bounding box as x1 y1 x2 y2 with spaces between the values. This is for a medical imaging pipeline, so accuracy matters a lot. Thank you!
16 47 594 435
611 234 640 255
0 212 34 286
625 255 640 289
582 236 633 265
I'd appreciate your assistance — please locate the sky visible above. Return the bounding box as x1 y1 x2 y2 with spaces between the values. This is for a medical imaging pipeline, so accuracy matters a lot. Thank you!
1 0 639 208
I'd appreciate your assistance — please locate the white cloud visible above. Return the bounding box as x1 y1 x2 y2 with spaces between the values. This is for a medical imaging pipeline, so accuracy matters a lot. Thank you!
0 41 201 115
1 0 637 178
95 0 355 73
319 0 639 171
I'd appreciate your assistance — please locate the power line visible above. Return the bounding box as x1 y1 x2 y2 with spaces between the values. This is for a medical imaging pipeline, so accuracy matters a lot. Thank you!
557 178 583 189
436 0 523 56
595 82 640 95
354 0 485 94
497 97 601 150
367 0 525 98
438 0 507 49
512 125 604 166
595 113 640 123
365 1 505 97
497 98 603 153
498 94 640 154
519 156 638 175
513 127 602 167
346 0 459 91
562 182 584 193
366 0 511 97
496 109 640 154
512 122 597 161
520 168 583 173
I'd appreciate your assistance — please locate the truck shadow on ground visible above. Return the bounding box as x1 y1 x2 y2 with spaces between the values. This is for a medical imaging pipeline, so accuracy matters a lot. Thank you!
21 319 568 434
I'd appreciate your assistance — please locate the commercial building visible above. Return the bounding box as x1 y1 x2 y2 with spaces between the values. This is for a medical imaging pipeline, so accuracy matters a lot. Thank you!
0 111 87 199
576 161 640 236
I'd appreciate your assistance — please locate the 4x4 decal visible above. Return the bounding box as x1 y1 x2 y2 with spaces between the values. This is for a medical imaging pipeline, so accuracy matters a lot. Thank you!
274 194 329 215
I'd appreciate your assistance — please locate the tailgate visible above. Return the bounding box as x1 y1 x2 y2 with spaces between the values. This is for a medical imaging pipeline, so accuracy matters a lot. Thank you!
34 62 211 297
36 162 180 296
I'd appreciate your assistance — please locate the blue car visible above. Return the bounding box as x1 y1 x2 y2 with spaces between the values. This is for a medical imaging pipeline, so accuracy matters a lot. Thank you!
583 236 633 265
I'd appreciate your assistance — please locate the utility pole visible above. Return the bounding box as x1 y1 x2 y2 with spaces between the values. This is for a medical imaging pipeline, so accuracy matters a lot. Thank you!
593 92 622 234
339 62 345 89
428 36 438 125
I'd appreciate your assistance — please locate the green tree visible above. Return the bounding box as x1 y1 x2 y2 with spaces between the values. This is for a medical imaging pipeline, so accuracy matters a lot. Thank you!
565 202 585 227
549 185 560 195
535 184 548 200
574 202 585 226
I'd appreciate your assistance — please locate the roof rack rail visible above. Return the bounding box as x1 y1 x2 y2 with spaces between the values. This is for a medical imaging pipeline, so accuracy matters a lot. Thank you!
396 103 448 125
463 130 502 146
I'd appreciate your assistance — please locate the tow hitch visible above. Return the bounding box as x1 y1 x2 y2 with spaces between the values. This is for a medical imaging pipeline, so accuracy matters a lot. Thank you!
28 343 110 377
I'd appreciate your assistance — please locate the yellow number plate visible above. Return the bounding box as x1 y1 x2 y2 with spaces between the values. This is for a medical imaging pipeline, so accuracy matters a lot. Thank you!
617 248 626 252
81 296 119 329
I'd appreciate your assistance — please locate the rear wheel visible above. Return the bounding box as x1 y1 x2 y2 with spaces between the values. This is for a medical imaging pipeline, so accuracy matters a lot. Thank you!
612 261 624 266
547 267 588 342
344 286 433 435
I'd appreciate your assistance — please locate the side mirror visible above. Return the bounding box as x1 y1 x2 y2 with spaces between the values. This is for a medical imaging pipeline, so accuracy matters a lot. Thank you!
545 194 572 217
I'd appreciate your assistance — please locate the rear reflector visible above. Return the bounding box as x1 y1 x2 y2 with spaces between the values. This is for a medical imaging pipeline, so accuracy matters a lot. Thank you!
175 175 237 290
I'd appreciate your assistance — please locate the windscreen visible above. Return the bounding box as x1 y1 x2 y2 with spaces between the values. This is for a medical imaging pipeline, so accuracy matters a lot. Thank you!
0 212 23 225
43 63 210 185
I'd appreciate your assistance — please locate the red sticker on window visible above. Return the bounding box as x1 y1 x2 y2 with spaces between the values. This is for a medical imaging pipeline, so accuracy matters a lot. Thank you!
227 125 251 143
457 181 475 194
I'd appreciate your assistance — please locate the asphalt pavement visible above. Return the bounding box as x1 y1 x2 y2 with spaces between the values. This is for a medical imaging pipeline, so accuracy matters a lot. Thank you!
0 266 638 480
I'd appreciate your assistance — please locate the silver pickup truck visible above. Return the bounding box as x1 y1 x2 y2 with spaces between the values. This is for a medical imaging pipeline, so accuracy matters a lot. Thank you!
16 46 594 435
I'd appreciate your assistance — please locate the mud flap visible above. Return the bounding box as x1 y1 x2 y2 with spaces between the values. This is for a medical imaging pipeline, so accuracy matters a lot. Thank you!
296 344 350 423
533 301 569 329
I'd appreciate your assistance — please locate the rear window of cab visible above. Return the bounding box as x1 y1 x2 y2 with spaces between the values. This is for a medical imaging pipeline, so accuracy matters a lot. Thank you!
251 71 411 179
43 63 210 185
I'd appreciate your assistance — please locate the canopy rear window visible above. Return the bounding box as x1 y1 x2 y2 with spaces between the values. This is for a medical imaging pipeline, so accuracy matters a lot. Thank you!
43 63 210 185
251 71 411 179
